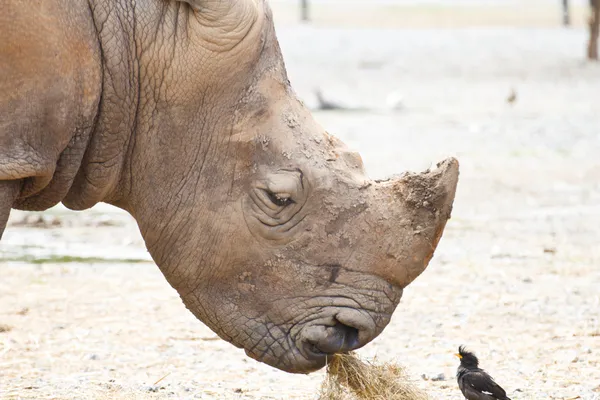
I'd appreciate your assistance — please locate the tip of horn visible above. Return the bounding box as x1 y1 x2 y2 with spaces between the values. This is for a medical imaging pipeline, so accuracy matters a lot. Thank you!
429 157 459 214
393 157 459 219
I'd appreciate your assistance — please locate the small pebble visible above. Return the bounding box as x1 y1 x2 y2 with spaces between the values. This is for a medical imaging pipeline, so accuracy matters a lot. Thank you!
421 372 446 381
16 307 29 315
431 373 446 381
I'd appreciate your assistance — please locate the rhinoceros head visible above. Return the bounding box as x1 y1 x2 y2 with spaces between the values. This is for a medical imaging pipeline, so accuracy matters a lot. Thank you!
127 0 458 373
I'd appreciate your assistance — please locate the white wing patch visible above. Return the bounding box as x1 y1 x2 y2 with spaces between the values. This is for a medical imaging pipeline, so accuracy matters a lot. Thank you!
470 383 494 396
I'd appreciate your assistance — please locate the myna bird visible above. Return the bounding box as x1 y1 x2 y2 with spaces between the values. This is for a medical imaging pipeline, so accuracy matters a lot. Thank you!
506 88 517 105
314 89 343 111
455 346 511 400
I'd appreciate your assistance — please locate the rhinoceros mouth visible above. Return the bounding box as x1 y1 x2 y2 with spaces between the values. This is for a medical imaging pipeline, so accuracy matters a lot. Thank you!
300 322 361 358
233 261 404 373
243 323 363 373
240 297 398 374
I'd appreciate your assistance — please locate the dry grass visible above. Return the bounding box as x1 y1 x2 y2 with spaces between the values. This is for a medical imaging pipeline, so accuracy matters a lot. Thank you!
320 353 429 400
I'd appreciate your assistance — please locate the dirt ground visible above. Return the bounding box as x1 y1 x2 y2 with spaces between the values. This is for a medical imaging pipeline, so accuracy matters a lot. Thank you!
2 2 600 399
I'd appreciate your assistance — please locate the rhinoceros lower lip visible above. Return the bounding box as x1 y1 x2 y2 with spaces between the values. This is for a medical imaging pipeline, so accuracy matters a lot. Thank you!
300 338 359 369
300 341 336 368
304 342 328 358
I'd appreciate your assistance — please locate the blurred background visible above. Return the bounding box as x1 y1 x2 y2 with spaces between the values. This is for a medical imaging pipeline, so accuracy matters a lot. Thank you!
1 1 599 399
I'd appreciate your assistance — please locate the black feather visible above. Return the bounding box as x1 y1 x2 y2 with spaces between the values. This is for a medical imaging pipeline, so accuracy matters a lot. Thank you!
456 346 511 400
458 346 480 368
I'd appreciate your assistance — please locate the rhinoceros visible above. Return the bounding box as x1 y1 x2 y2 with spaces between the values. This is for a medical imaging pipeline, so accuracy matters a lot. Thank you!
0 0 459 373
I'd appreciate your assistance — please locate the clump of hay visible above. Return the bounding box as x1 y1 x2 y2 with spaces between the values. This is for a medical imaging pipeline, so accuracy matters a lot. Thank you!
320 352 429 400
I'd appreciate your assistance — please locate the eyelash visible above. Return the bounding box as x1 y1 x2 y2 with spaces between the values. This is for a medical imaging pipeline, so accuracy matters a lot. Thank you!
265 190 295 207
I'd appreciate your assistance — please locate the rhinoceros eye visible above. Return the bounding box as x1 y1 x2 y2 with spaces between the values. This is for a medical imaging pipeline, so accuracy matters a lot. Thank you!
244 169 309 241
264 190 295 207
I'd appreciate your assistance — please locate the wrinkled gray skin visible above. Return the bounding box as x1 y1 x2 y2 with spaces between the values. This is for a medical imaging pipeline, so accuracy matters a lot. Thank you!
0 0 459 373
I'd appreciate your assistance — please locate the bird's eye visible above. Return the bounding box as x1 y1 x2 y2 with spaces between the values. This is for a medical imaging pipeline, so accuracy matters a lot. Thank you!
264 190 294 207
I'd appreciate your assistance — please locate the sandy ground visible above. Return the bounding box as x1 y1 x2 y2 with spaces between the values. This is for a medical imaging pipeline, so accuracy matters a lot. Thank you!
2 3 600 400
269 0 594 29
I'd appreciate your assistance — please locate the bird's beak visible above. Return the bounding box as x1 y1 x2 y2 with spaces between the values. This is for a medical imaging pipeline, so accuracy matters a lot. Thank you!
454 353 463 359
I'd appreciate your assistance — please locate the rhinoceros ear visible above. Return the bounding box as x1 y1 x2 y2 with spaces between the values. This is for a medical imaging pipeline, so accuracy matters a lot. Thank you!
176 0 260 32
177 0 226 12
